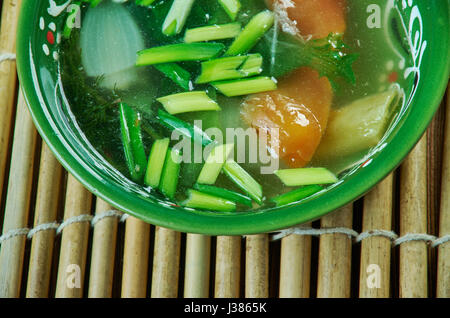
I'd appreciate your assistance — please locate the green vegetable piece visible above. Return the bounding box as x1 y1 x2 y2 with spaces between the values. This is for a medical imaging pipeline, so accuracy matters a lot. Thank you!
157 109 214 147
196 54 263 84
212 76 277 97
218 0 241 21
194 183 252 207
274 168 338 187
154 63 192 91
119 103 148 183
226 10 274 56
184 23 241 43
182 189 237 212
157 91 221 115
145 138 170 188
162 0 196 36
223 160 263 204
314 88 401 162
160 149 182 199
197 143 234 185
135 0 157 6
271 185 324 207
136 43 225 66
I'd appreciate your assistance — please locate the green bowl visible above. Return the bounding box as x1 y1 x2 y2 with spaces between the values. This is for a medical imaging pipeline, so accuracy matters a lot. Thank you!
17 0 450 235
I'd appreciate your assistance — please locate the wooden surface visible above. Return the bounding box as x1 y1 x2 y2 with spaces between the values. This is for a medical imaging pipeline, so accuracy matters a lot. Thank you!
0 2 449 299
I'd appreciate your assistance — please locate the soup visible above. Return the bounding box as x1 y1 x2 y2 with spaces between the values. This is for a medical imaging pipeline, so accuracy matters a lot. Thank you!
59 0 412 212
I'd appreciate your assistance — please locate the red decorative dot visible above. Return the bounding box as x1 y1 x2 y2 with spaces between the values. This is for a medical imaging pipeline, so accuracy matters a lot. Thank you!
47 31 55 45
388 71 398 83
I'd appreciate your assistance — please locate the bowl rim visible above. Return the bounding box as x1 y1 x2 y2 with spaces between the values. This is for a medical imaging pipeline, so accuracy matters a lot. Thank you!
16 0 450 235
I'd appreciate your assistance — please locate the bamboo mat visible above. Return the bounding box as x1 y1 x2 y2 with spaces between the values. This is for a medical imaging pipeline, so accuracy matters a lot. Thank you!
0 1 449 299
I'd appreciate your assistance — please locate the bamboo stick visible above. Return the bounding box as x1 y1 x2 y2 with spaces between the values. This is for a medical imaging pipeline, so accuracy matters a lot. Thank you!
245 234 269 298
54 174 93 298
214 236 241 298
278 225 311 298
437 85 450 298
359 174 394 298
0 0 21 202
183 233 211 298
88 199 119 298
0 91 37 298
121 216 150 298
398 135 428 298
317 205 353 298
151 227 181 298
26 142 63 298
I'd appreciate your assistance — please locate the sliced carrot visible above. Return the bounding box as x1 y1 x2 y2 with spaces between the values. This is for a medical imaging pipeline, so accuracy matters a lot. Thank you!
241 0 347 168
268 0 347 39
241 67 332 168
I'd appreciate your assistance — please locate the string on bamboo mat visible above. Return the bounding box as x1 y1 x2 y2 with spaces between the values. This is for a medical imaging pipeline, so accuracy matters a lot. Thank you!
269 226 450 248
0 53 16 63
0 210 129 245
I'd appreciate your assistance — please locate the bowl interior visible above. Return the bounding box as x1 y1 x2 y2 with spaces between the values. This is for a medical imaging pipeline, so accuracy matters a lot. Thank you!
17 0 450 235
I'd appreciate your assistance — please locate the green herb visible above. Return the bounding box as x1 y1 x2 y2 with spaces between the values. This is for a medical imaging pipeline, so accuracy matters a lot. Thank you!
197 143 234 184
226 10 275 55
274 168 338 187
196 54 263 84
160 149 182 199
184 22 241 43
157 109 214 147
218 0 241 21
271 185 324 207
212 76 277 97
223 160 263 204
154 63 193 91
162 0 196 36
194 183 252 207
182 189 237 212
157 91 221 115
145 138 171 188
136 43 225 66
119 103 148 183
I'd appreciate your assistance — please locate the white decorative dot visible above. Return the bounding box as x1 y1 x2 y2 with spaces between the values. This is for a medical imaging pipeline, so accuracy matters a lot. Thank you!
53 51 59 61
49 22 56 32
386 60 394 71
56 32 62 44
39 17 45 30
43 44 50 56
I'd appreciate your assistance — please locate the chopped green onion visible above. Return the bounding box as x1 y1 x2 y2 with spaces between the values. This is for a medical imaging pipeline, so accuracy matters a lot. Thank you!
182 189 236 212
194 183 252 207
274 168 338 187
239 54 264 76
271 185 324 207
162 0 195 36
197 143 234 184
226 10 275 56
223 160 263 204
157 91 221 115
157 109 214 146
154 63 192 91
196 54 263 84
212 76 277 97
119 103 148 183
144 138 170 188
218 0 241 21
135 0 157 6
136 43 225 66
184 23 241 43
160 149 182 199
